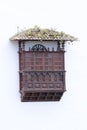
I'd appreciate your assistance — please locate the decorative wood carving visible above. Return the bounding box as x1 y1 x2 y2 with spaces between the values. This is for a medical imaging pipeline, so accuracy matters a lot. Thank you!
20 71 65 90
32 44 47 51
19 43 66 102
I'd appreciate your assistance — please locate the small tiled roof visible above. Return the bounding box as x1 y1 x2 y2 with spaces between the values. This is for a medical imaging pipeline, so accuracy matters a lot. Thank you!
10 26 77 41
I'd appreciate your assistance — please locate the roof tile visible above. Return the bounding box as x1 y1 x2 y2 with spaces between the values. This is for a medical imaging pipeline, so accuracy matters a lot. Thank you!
10 26 77 41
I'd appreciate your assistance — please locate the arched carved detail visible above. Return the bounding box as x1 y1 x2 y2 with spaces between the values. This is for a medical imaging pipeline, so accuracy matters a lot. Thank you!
32 44 47 51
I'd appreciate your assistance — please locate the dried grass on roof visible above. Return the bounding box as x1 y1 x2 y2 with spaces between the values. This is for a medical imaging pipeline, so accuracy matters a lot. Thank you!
10 26 77 41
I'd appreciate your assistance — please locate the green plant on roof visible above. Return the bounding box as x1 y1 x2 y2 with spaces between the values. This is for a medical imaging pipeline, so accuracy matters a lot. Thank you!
10 25 77 41
40 29 47 35
34 25 40 31
38 33 43 39
27 30 32 36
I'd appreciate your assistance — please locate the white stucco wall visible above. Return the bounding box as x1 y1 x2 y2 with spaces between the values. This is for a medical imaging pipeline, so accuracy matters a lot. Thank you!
25 41 58 51
0 0 87 130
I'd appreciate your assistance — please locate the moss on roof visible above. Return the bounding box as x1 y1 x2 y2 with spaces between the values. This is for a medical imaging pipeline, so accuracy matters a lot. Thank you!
10 26 77 41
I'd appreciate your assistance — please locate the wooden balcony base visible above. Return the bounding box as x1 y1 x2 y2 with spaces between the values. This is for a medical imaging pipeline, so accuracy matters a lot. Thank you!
21 91 65 102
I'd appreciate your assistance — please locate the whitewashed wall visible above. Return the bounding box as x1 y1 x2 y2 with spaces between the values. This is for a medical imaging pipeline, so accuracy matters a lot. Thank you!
0 0 87 130
25 41 58 51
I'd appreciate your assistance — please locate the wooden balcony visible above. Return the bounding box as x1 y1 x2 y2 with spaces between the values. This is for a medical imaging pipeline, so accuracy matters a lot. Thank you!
20 71 66 101
19 44 66 101
21 91 64 102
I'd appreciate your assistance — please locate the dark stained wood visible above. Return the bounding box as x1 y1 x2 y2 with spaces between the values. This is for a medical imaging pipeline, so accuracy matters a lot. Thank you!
19 41 66 102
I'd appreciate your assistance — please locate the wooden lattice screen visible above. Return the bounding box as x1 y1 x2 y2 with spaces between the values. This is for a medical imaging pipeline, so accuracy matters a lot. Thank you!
19 42 66 101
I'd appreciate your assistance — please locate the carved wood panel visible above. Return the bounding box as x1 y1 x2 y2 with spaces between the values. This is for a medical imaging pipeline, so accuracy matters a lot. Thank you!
20 51 64 71
19 45 65 101
20 71 65 91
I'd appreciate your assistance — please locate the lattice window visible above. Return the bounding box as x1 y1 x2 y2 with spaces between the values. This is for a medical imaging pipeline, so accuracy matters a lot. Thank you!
18 43 65 101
